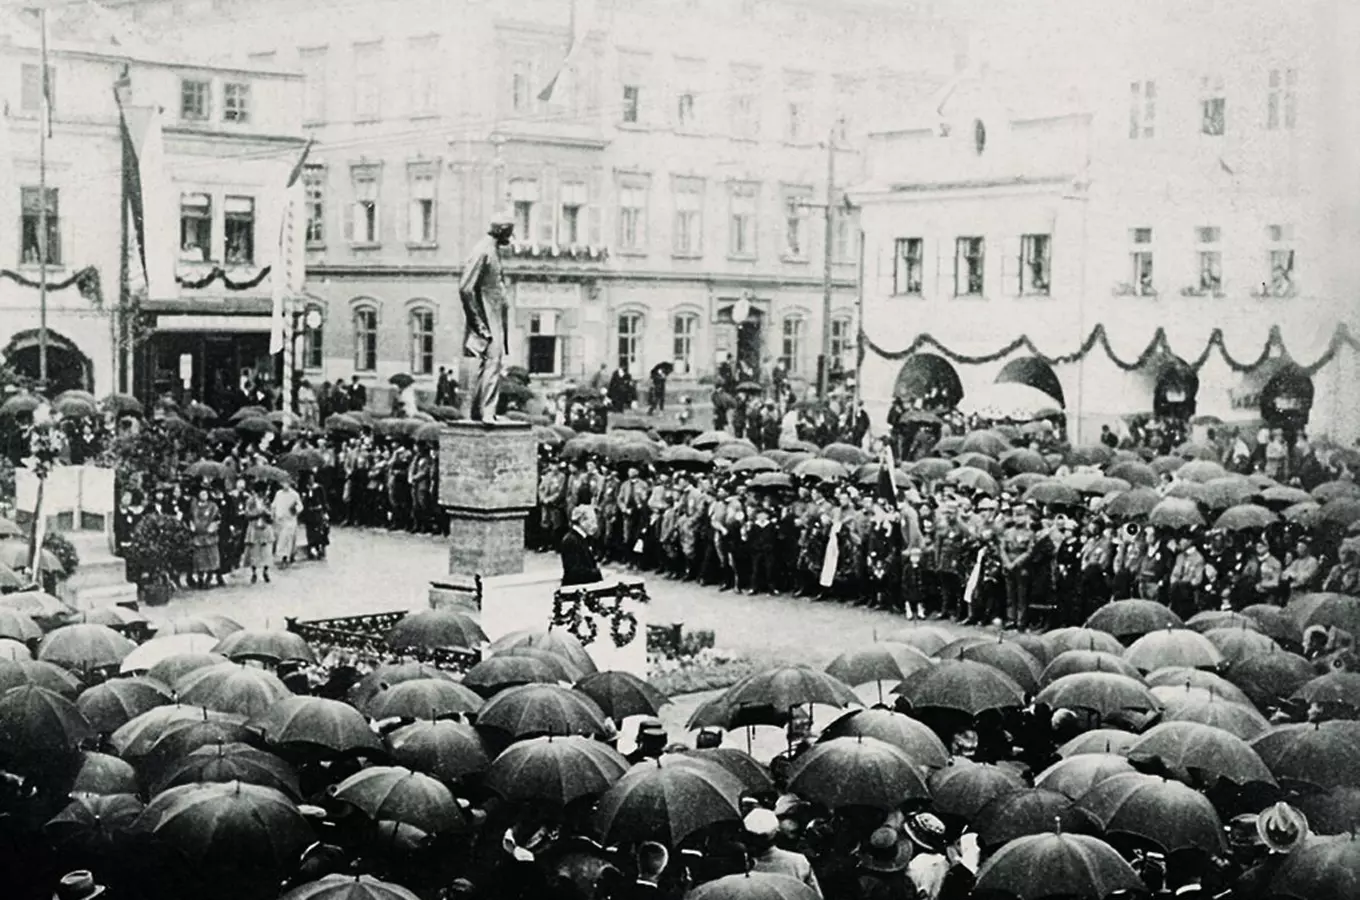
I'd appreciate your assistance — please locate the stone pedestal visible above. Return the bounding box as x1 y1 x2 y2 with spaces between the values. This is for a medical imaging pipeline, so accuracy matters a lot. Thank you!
431 420 537 605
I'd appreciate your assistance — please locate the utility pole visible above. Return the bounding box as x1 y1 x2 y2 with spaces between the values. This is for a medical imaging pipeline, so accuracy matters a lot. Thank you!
37 4 50 389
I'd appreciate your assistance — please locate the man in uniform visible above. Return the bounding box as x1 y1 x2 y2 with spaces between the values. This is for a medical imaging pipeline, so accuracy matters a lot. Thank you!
1168 531 1208 618
458 212 515 422
617 465 649 569
999 505 1036 628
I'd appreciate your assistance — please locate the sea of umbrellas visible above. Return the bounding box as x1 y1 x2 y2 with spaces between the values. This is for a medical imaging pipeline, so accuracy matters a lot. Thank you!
4 593 1360 900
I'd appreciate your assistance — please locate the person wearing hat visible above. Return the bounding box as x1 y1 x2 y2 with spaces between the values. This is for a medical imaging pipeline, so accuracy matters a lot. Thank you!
904 812 975 900
743 809 822 897
1232 803 1309 899
458 211 515 423
52 872 105 900
627 718 668 765
856 826 915 900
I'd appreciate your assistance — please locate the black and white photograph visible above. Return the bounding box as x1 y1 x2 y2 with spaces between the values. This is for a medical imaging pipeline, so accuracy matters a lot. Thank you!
0 0 1358 898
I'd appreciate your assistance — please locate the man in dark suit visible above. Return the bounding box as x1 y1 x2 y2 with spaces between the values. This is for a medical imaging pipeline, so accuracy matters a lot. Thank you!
618 842 672 900
560 505 603 586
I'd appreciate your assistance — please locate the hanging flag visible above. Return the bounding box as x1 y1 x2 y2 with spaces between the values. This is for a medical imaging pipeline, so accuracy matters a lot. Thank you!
537 0 595 102
269 139 313 355
38 8 53 138
117 94 177 301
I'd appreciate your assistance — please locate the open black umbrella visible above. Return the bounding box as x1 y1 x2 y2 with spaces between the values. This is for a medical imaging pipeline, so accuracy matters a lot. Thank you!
486 735 629 806
785 736 929 811
1077 772 1226 855
974 832 1143 900
592 758 744 846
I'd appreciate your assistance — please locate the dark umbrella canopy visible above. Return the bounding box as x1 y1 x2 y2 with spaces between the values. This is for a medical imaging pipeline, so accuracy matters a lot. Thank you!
1145 667 1253 706
1127 722 1275 787
1161 695 1271 741
934 640 1043 695
38 624 137 672
488 629 597 676
0 660 82 698
818 709 949 769
1251 722 1360 791
1124 629 1225 671
252 696 382 755
1035 672 1160 719
0 684 93 762
1040 650 1143 686
332 766 466 834
785 737 930 811
1086 599 1183 640
717 666 858 712
574 671 668 720
175 663 292 718
45 793 144 852
486 735 629 806
824 644 933 687
363 678 484 721
592 759 745 846
686 873 820 900
927 761 1025 821
213 630 316 664
71 750 139 795
1057 730 1139 759
1226 652 1317 709
894 660 1026 716
76 676 173 733
682 748 776 796
974 832 1144 900
154 742 301 799
1077 772 1226 856
1035 753 1137 800
386 720 491 783
1269 834 1360 900
280 874 422 900
1041 627 1126 658
348 663 456 709
461 656 560 695
476 684 610 739
386 611 487 652
110 705 250 760
974 788 1099 850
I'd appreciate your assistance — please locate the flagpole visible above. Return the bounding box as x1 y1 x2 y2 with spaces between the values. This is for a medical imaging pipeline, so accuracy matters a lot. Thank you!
37 5 49 389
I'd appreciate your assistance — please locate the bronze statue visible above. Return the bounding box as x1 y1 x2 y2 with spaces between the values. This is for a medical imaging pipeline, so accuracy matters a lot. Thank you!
458 212 515 422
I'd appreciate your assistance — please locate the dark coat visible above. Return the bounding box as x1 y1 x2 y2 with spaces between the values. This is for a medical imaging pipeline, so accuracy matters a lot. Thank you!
560 529 603 586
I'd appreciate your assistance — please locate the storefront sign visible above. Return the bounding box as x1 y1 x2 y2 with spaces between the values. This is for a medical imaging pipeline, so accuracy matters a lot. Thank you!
156 315 272 333
515 282 582 309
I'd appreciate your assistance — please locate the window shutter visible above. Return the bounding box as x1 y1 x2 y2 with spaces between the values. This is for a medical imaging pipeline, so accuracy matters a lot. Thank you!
342 199 354 242
1001 236 1021 295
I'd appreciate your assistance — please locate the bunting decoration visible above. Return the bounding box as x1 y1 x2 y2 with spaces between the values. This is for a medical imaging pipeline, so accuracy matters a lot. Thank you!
0 266 101 304
175 265 272 291
860 323 1360 377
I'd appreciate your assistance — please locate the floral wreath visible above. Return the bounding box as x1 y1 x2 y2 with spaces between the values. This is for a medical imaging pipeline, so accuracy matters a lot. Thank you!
551 583 649 649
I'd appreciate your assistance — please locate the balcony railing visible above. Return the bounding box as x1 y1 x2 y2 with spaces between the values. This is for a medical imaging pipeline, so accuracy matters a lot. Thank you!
505 242 609 262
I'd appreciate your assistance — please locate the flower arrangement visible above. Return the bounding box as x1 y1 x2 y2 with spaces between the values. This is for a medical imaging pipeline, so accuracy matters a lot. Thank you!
127 513 192 589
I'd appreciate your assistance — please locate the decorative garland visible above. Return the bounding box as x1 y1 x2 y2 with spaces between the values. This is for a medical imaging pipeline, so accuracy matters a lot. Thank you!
176 265 272 291
550 582 649 649
861 323 1360 377
0 266 102 306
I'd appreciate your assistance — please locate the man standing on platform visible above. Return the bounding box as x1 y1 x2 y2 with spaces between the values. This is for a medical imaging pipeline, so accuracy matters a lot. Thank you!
560 506 604 587
459 212 515 423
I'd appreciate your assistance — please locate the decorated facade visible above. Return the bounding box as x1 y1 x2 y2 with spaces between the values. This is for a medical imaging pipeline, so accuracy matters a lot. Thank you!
850 0 1360 444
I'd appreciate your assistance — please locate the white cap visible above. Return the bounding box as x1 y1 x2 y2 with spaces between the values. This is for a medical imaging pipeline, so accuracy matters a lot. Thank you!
743 809 779 838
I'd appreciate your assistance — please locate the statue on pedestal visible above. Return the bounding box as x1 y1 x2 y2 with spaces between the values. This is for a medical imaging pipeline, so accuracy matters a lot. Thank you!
458 212 515 423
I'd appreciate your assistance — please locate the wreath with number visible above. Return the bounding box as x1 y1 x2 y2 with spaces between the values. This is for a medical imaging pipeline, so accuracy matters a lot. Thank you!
610 610 638 648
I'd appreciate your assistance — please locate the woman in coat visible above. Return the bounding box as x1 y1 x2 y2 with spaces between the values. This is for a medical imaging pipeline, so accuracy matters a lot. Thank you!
299 475 330 560
243 483 275 583
188 487 221 589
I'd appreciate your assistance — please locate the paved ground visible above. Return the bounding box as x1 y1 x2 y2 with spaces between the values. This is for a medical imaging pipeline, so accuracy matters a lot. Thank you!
139 526 968 755
141 526 963 666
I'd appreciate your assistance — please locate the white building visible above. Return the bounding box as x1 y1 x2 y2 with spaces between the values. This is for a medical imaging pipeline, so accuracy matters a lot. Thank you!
0 3 304 406
851 0 1360 444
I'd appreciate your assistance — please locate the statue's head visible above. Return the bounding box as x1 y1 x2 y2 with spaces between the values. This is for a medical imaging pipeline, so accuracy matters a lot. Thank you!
489 210 515 244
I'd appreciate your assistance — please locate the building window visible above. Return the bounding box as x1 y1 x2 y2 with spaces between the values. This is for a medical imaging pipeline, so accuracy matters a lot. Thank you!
617 312 643 373
353 42 381 121
224 196 255 264
528 312 560 375
830 316 853 371
348 171 380 244
304 166 325 246
676 91 696 127
302 306 324 369
299 47 327 123
673 179 703 256
407 170 436 245
617 183 647 251
409 307 435 375
1267 68 1296 130
1267 224 1295 296
511 61 531 112
780 316 805 375
408 35 439 116
19 187 60 266
223 82 251 123
180 78 210 121
672 312 697 374
833 210 854 263
621 84 641 123
1200 76 1225 136
559 182 586 245
1129 80 1155 139
783 191 809 259
510 179 538 242
730 67 761 139
954 236 984 296
20 63 55 114
893 238 923 295
1020 234 1051 294
353 307 378 371
786 98 806 142
1130 227 1154 295
729 184 757 257
179 192 212 261
1196 226 1222 293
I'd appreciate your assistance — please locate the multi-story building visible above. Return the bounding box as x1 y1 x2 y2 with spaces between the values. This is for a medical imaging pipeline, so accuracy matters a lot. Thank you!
108 0 956 409
852 0 1360 443
0 4 303 407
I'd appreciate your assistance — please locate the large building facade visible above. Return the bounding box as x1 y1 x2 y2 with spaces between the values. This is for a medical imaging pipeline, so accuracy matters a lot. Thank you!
852 0 1360 443
0 4 303 407
109 0 957 408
